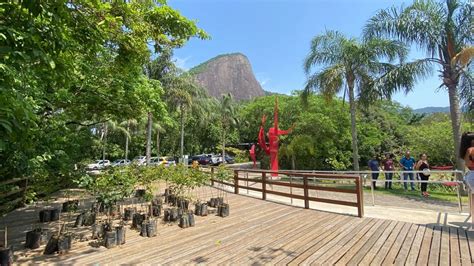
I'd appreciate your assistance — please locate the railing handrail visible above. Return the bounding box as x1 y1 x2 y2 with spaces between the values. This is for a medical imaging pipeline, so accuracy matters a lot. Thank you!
262 169 464 174
211 168 364 218
0 177 28 213
232 168 359 178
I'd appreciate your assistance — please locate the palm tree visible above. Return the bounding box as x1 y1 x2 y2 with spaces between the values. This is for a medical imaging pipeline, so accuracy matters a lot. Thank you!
303 30 421 171
219 93 238 164
146 49 209 162
146 112 153 164
165 73 198 162
99 120 130 161
364 0 473 169
153 122 165 158
119 119 138 160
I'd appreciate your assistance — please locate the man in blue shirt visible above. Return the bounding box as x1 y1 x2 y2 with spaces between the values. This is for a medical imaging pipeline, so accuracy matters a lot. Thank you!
400 151 416 190
368 155 380 189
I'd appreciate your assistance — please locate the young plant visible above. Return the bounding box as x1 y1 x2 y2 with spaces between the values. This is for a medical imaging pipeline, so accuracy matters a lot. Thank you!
75 167 137 225
214 165 232 203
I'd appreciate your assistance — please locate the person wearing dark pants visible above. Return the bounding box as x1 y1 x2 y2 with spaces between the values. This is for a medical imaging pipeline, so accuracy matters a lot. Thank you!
368 155 380 189
416 153 430 197
400 151 416 191
382 153 394 189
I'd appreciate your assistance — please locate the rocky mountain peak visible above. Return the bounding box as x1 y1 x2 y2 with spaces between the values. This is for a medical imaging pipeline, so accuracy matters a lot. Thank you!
189 53 265 101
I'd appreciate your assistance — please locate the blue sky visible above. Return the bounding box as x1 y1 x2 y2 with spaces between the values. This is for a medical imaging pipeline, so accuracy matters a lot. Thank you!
169 0 448 109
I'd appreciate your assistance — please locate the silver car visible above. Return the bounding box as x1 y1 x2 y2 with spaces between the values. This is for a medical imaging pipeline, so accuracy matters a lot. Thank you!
112 159 130 167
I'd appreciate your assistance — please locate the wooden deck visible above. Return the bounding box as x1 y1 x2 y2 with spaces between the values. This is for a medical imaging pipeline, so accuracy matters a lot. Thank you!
4 187 474 265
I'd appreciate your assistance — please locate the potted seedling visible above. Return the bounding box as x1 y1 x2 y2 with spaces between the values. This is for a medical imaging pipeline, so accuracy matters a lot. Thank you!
25 223 50 249
0 227 13 265
44 223 73 255
214 165 231 218
140 217 157 237
75 167 136 248
188 167 209 217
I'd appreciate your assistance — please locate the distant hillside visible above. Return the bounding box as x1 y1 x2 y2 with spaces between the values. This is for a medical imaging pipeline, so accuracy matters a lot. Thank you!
263 90 284 96
413 106 450 114
188 53 265 101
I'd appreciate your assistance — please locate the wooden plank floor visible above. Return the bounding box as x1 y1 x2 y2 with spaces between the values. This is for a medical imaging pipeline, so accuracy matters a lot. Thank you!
2 187 473 265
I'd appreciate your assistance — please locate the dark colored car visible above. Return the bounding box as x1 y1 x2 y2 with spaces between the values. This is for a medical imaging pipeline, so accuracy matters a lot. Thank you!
187 155 210 165
198 154 213 165
224 155 235 164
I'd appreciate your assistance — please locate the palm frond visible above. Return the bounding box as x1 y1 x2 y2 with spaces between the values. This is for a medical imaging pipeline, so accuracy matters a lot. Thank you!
370 58 433 98
363 38 408 63
303 64 345 103
451 46 474 68
459 68 473 113
303 30 346 74
454 2 473 46
364 1 445 56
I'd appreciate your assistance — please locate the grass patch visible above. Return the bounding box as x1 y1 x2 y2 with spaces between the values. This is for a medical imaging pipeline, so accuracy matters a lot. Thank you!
364 186 466 204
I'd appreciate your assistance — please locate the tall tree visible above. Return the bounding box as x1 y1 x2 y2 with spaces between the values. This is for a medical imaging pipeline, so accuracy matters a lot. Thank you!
219 93 238 164
153 122 165 159
364 0 473 169
303 30 419 171
1 1 207 191
98 120 130 161
120 119 138 160
146 112 153 164
164 73 198 161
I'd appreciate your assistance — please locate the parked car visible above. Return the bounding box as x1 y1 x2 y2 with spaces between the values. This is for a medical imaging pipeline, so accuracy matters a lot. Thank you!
197 154 218 165
87 160 111 170
148 157 166 166
224 155 235 164
188 155 202 165
112 159 130 167
213 155 235 165
132 156 146 165
166 157 176 166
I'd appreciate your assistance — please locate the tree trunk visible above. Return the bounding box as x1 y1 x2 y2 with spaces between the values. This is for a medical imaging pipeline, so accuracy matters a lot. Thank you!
291 154 296 170
102 123 108 161
447 84 464 171
348 84 360 171
125 121 129 161
156 127 160 159
146 112 152 165
180 106 185 163
222 127 226 165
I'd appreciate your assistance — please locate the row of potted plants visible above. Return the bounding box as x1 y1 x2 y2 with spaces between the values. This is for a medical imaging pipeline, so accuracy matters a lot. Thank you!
21 163 234 260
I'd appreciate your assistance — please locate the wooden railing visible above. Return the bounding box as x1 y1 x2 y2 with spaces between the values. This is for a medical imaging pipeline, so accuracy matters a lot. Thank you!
0 177 28 214
210 168 364 218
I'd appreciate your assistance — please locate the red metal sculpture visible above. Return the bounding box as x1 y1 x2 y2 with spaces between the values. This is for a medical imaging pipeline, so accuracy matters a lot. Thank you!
249 144 257 168
257 97 292 176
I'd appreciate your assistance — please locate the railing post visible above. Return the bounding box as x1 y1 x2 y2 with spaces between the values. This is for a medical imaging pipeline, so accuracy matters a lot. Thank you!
262 172 267 200
22 177 28 205
211 167 215 186
370 173 375 206
456 182 462 213
303 176 309 209
234 170 239 194
356 176 364 218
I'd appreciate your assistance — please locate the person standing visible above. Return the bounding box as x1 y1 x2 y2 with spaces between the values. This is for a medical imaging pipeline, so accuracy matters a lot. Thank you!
460 132 474 180
416 153 430 197
399 151 416 191
368 155 380 189
382 153 395 189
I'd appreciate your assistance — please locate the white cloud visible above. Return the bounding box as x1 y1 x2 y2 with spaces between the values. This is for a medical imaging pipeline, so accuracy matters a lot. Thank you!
174 56 191 71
